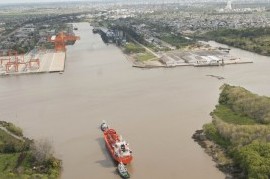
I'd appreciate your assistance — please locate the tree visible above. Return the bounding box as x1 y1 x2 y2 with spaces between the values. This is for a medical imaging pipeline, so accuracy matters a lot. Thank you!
234 141 270 179
31 139 54 164
218 84 270 124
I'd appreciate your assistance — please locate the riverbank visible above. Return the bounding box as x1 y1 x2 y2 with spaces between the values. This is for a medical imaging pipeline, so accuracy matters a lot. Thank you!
123 42 252 68
193 84 270 178
199 28 270 56
93 25 253 69
192 130 244 179
0 121 61 179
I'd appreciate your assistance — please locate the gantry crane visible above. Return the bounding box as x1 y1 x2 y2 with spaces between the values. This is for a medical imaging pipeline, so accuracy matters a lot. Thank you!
1 50 40 73
48 32 80 52
0 51 10 65
5 50 26 72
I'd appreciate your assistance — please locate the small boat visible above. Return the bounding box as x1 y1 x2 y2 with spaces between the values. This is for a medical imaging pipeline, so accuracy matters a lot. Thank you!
100 121 133 164
118 162 130 178
101 120 109 131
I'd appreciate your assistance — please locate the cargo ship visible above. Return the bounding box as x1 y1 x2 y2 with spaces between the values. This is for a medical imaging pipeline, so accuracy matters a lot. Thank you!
101 121 133 164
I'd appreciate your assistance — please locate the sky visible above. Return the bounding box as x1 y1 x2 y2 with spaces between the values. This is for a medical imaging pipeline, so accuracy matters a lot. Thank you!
0 0 99 4
0 0 268 4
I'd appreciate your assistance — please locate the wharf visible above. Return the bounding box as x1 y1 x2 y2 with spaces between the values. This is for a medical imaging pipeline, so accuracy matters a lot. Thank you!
0 50 66 75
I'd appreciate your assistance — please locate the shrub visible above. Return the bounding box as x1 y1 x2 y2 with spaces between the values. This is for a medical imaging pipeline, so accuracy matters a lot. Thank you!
31 139 54 165
213 105 256 125
202 84 270 178
6 123 23 137
212 118 270 146
0 121 23 137
3 142 16 153
0 129 28 153
203 123 230 148
234 141 270 179
219 84 270 124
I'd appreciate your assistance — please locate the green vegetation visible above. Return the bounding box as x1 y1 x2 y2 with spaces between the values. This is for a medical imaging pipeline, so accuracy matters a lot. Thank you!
145 21 195 49
123 42 156 62
219 84 270 124
212 105 256 125
202 84 270 178
210 117 270 146
0 121 61 179
234 141 270 179
201 28 270 56
123 43 145 54
160 34 193 49
203 123 231 148
0 128 28 153
113 21 194 51
0 121 23 137
136 52 155 61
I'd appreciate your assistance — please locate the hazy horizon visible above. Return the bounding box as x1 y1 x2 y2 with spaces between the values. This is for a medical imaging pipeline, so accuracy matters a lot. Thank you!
1 0 270 5
0 0 102 4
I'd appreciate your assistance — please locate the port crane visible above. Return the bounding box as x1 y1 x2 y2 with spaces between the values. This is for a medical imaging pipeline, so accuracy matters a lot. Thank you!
0 50 40 73
48 32 80 52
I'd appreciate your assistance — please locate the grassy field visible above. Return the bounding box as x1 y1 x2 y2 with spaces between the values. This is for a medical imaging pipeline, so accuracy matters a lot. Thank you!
212 105 256 125
123 43 145 54
123 42 157 62
136 52 156 61
160 34 193 49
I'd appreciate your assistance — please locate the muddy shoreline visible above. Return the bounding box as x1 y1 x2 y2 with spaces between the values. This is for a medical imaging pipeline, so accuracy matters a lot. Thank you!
192 130 245 179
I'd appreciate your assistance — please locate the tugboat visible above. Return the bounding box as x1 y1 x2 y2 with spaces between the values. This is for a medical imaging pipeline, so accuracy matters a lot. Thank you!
101 121 109 131
100 121 133 164
118 162 130 178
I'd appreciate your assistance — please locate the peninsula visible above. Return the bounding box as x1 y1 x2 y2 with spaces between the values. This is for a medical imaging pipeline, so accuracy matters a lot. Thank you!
193 84 270 178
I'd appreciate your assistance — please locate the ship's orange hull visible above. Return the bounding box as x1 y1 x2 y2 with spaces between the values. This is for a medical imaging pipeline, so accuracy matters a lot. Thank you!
104 129 133 164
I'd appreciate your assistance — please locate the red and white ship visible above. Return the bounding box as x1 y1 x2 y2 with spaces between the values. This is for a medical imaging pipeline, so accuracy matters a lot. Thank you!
101 121 133 164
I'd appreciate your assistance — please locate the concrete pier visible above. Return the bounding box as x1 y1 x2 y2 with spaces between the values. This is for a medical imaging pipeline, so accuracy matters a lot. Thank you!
0 50 66 75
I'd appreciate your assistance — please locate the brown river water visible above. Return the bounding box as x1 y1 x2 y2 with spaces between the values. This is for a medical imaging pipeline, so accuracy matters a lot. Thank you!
0 22 270 179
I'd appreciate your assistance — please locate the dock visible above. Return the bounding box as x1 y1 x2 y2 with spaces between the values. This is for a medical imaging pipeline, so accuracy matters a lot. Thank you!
0 50 66 75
